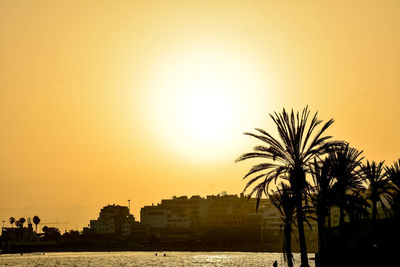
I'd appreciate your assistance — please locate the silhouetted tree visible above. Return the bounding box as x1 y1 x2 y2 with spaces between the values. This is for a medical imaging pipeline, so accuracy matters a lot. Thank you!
385 159 400 219
33 215 41 233
269 183 296 267
386 159 400 188
18 217 26 228
343 190 370 248
9 217 15 228
62 230 80 241
42 226 61 241
329 144 363 232
236 107 340 267
309 158 334 260
362 161 393 244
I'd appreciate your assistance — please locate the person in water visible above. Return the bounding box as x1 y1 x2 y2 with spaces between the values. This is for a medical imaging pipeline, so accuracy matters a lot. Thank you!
273 260 278 267
163 253 166 257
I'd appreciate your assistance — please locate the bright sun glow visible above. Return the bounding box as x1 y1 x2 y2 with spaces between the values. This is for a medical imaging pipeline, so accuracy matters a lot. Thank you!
143 46 269 163
178 83 235 143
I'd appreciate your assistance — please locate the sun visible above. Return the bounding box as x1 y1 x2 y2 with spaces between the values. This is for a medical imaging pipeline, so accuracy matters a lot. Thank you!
142 46 268 163
177 82 235 143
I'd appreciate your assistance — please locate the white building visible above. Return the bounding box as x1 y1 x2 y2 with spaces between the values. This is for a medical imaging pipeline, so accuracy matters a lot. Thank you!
140 206 191 229
90 204 135 236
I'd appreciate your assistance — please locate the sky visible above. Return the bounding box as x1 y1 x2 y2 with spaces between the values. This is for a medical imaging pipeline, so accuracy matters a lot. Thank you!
1 0 400 231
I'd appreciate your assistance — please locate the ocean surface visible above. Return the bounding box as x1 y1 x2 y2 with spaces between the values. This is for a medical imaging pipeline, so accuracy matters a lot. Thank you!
0 251 315 267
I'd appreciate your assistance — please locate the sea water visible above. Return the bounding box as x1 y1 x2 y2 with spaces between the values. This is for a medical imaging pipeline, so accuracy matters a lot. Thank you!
0 251 315 266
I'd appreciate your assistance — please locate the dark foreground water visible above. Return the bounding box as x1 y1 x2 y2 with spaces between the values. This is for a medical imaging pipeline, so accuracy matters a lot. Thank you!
0 251 315 266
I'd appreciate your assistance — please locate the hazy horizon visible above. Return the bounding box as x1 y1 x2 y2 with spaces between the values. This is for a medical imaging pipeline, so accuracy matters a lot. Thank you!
1 0 400 231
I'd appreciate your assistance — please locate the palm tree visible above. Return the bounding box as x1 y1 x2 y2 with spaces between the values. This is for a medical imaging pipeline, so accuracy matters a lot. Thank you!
309 158 334 261
9 217 15 228
362 161 393 244
19 217 26 228
269 183 296 267
385 159 400 188
385 159 400 219
343 190 370 249
328 144 364 231
236 107 340 267
32 216 41 233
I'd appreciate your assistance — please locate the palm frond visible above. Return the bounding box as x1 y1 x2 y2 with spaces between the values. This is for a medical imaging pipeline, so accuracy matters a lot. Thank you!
242 163 278 179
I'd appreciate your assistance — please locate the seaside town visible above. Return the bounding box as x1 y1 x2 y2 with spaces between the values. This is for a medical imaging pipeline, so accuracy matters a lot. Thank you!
1 193 310 253
0 191 389 255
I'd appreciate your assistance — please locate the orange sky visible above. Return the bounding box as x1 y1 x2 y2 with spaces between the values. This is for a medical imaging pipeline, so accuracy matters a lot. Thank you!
1 0 400 231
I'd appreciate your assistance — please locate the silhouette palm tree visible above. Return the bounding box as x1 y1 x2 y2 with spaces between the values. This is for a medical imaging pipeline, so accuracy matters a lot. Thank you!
9 217 15 228
385 159 400 188
33 216 41 233
269 183 296 267
385 159 400 219
328 144 364 231
362 160 393 244
19 217 26 228
309 158 334 260
343 189 370 249
236 107 340 267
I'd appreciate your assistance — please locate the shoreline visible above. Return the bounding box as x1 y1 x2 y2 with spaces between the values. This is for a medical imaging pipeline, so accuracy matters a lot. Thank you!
0 243 303 255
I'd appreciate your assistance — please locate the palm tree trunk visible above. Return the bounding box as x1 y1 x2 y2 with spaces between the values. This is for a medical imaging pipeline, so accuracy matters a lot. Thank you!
371 200 377 244
295 194 309 267
316 215 326 267
338 194 348 254
284 224 293 267
317 214 325 255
